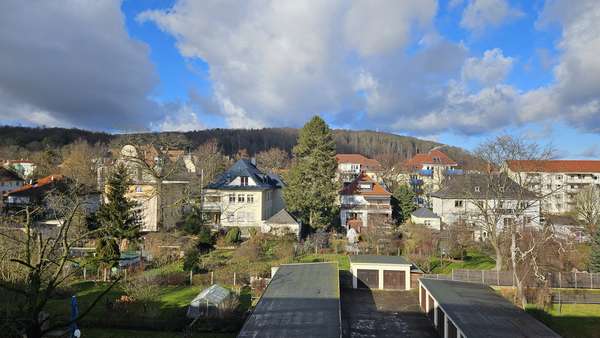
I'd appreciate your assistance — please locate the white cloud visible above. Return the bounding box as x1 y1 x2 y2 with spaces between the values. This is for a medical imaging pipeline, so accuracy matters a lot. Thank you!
460 0 523 33
0 0 161 131
462 48 514 86
153 103 205 132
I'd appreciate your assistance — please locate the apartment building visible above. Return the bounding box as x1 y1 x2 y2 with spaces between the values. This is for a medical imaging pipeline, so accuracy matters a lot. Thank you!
430 173 540 240
340 172 392 232
202 159 285 235
506 160 600 215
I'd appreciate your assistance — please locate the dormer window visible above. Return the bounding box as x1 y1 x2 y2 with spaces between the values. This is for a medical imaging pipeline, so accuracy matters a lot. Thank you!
240 176 249 186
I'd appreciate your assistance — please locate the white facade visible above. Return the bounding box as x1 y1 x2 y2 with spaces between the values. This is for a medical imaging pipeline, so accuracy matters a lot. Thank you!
410 214 442 230
507 169 600 214
431 196 541 240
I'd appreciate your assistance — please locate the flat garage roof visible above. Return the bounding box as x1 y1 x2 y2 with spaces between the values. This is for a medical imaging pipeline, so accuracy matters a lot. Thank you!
350 255 412 265
238 262 341 338
420 279 560 338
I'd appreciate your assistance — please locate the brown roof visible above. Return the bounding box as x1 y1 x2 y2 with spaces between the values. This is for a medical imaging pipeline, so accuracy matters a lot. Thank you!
7 174 64 195
507 160 600 173
405 149 457 169
341 172 391 196
336 154 382 171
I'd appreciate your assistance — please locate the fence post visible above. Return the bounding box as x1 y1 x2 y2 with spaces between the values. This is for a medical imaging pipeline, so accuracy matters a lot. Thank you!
189 270 193 286
467 269 470 281
559 272 562 289
451 269 454 281
482 270 484 284
575 272 578 289
497 270 500 286
591 273 593 289
211 271 214 285
234 272 237 286
83 267 87 281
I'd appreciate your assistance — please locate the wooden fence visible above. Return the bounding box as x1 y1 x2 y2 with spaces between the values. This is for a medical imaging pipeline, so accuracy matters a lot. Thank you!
422 269 600 289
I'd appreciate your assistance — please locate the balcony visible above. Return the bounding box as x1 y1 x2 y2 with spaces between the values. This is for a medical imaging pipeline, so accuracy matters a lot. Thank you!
444 169 464 176
341 203 392 211
418 169 433 176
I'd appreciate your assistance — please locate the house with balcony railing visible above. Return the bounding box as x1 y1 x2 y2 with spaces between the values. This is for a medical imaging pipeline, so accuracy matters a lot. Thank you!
340 172 392 232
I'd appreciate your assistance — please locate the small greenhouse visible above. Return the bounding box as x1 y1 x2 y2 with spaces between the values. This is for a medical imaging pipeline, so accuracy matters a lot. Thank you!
187 284 231 318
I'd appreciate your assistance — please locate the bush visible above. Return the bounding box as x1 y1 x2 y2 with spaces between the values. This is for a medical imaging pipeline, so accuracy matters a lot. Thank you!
183 248 200 272
273 240 295 260
197 227 215 253
224 227 241 245
448 246 467 260
122 276 161 315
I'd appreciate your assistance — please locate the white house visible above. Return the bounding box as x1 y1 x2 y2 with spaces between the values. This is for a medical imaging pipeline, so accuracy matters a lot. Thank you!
202 159 285 235
340 172 392 232
430 173 541 240
336 154 382 183
410 207 442 230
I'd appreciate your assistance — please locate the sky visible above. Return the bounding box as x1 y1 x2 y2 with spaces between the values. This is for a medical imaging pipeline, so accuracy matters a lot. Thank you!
1 0 600 158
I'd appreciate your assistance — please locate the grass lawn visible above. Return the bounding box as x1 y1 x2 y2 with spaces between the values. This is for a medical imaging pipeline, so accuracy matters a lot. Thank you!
429 251 495 274
296 253 350 270
85 328 236 338
527 304 600 338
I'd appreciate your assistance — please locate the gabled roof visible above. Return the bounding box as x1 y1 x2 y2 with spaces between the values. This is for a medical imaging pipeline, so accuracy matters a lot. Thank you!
207 159 282 190
336 154 382 171
430 173 537 200
6 175 64 198
341 172 391 196
411 207 440 219
507 160 600 173
0 167 23 183
266 209 299 225
405 149 457 170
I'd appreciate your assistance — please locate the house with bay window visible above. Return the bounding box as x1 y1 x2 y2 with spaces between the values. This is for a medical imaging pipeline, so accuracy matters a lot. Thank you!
340 172 392 232
202 159 285 236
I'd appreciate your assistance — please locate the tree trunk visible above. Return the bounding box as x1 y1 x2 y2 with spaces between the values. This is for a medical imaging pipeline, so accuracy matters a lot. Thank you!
491 240 503 271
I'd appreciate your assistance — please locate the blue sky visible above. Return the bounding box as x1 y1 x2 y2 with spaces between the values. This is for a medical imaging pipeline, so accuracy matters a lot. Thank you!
1 0 599 158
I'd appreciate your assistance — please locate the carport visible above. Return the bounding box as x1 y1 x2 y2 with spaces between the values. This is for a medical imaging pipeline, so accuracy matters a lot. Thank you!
350 255 413 290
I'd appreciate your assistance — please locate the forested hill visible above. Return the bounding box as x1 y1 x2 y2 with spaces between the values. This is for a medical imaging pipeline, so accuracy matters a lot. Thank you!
0 125 478 167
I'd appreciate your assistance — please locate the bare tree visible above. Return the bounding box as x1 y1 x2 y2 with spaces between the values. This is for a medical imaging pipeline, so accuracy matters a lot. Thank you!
60 139 105 190
574 185 600 235
255 147 289 172
191 139 230 185
0 186 119 338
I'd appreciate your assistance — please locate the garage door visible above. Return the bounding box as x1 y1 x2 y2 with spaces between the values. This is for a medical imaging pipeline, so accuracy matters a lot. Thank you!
383 270 406 290
357 269 379 289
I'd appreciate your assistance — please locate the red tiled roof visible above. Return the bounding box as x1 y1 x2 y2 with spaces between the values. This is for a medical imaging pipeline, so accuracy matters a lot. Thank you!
336 154 382 170
7 174 63 195
506 160 600 173
405 149 457 169
341 172 391 196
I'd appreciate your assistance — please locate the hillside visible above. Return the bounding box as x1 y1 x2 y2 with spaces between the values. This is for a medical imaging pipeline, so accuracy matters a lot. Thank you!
0 125 478 168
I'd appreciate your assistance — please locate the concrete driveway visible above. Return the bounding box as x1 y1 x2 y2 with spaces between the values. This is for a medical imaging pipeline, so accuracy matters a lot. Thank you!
341 288 438 338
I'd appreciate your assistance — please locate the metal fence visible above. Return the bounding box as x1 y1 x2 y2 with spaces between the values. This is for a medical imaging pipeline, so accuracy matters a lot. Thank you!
422 269 600 289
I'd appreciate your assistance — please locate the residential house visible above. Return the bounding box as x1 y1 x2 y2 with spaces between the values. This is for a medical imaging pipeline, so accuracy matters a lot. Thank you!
3 160 36 178
5 175 65 207
430 173 540 241
336 154 382 183
202 159 284 235
340 172 392 232
506 160 600 215
117 144 190 232
399 149 462 202
262 209 301 237
410 207 442 230
0 167 24 194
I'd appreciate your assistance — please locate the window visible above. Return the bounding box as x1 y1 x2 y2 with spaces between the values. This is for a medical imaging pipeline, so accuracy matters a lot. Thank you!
240 176 249 186
228 194 236 203
135 186 142 192
226 212 234 222
557 175 563 180
503 218 514 227
247 194 254 203
267 191 271 200
238 194 245 203
454 200 463 208
474 186 480 192
499 187 505 193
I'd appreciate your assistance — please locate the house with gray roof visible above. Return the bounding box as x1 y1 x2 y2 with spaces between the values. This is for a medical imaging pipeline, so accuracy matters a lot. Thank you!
0 167 23 195
411 207 441 230
202 159 285 235
262 209 301 237
430 173 540 241
419 278 560 338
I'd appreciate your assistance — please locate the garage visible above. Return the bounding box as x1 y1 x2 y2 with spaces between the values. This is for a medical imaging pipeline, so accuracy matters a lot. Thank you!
350 255 414 290
383 270 406 290
357 269 379 288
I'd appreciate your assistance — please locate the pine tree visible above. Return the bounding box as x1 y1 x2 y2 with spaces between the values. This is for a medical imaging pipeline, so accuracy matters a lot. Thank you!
591 230 600 272
284 116 339 231
393 184 416 224
96 163 141 256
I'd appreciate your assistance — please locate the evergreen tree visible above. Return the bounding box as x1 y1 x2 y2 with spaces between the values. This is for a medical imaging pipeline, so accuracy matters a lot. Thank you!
591 230 600 273
96 163 141 255
393 185 416 224
284 116 339 231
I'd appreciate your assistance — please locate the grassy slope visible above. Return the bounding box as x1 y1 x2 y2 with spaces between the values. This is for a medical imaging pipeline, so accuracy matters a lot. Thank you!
429 251 496 274
527 304 600 338
296 254 350 270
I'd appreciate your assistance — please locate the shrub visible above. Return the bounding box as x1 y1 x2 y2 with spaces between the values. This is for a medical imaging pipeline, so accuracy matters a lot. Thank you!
197 227 215 253
273 240 295 260
224 227 241 245
183 248 200 272
122 276 161 315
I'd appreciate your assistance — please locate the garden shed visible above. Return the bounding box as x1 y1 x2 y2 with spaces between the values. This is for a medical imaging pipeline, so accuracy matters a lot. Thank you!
350 255 413 290
187 284 231 318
